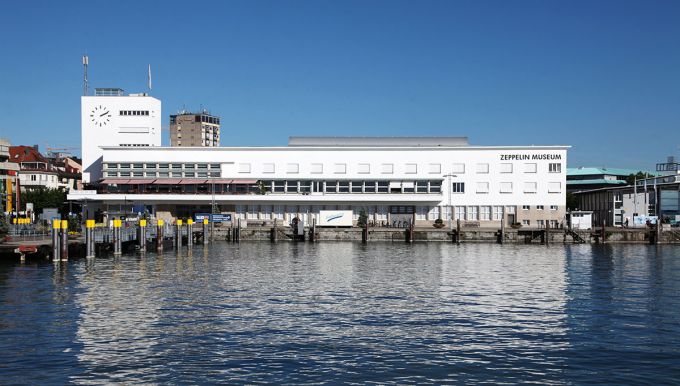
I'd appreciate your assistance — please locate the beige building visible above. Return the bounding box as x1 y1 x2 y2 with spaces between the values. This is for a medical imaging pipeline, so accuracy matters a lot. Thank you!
169 111 220 147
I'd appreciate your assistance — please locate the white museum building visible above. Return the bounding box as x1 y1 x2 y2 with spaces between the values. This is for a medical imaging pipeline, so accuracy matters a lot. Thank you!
69 89 569 228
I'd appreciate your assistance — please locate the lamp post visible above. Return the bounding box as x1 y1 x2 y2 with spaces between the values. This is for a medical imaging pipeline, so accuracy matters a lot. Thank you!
443 174 457 229
210 172 216 243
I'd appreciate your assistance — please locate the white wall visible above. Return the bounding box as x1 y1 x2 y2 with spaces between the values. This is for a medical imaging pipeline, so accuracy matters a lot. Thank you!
81 95 161 183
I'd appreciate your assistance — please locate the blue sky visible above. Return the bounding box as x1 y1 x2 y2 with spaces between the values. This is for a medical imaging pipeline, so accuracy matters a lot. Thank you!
0 0 678 169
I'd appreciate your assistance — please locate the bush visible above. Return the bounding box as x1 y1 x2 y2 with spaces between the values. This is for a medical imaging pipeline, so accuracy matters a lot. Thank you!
357 210 368 228
433 218 445 228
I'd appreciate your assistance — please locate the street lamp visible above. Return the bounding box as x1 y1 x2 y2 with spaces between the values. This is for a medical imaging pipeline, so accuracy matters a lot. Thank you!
210 171 216 243
442 174 457 229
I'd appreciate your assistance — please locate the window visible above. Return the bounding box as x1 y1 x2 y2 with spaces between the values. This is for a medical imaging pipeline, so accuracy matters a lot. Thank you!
263 163 275 173
452 163 465 173
351 181 363 193
338 181 350 193
537 220 545 227
184 172 195 177
364 181 377 193
550 220 559 228
381 163 394 174
549 163 561 173
500 182 512 193
430 181 442 193
377 181 389 193
197 164 208 169
476 163 489 174
452 182 465 193
550 205 558 211
334 163 347 174
476 182 489 193
500 163 513 173
427 206 440 220
405 163 417 174
416 181 428 193
273 181 285 193
119 163 130 169
133 163 144 169
287 163 299 174
506 206 516 214
480 206 491 221
238 163 251 173
429 163 441 174
467 206 478 221
522 220 530 226
171 163 182 169
311 163 323 174
325 181 337 193
455 206 465 220
286 181 299 193
357 163 370 174
493 206 504 221
537 205 544 210
210 163 220 169
524 182 537 193
548 182 562 193
522 205 530 210
524 163 537 173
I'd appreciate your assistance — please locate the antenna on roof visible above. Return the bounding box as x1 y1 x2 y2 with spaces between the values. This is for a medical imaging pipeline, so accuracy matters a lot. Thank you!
148 64 152 91
82 55 89 96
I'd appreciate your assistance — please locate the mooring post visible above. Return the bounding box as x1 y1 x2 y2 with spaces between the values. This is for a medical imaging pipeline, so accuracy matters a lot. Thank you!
456 219 461 245
500 210 505 245
271 218 277 242
139 219 147 252
545 220 550 246
52 219 61 262
202 218 209 244
86 219 95 258
176 219 183 248
362 220 368 244
601 222 606 244
187 219 194 247
311 218 315 242
237 218 241 243
113 219 122 255
157 219 164 252
60 219 69 262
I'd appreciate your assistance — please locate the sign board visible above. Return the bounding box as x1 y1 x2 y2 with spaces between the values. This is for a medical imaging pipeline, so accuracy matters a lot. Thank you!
26 203 34 212
318 210 353 227
194 213 232 223
42 208 60 222
633 216 658 227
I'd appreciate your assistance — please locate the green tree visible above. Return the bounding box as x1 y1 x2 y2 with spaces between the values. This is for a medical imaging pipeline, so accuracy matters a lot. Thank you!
357 210 368 228
566 192 579 211
0 214 8 239
20 188 68 217
625 171 649 185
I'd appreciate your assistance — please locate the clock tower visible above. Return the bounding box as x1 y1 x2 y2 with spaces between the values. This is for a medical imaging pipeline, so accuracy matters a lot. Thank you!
81 88 161 183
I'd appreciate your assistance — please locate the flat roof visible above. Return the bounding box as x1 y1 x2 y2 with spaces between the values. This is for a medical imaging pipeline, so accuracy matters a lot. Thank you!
288 136 469 147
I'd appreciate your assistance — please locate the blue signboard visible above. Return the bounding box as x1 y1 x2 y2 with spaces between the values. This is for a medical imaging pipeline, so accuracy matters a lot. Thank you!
194 213 232 223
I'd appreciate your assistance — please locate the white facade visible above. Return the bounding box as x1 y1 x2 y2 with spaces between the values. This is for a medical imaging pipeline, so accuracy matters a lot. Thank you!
70 143 569 227
81 92 161 183
19 171 60 190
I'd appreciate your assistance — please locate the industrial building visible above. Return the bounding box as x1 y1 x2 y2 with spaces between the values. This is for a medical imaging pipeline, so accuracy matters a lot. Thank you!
169 111 220 147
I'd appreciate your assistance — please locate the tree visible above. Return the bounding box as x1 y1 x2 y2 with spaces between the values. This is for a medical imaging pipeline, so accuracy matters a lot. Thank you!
20 188 68 217
357 210 368 228
0 214 8 240
625 171 649 185
566 192 579 211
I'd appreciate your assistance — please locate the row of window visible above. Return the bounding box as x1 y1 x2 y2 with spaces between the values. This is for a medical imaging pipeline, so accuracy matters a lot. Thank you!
104 171 222 178
261 180 442 194
105 163 221 170
452 181 562 194
119 110 149 116
238 162 562 175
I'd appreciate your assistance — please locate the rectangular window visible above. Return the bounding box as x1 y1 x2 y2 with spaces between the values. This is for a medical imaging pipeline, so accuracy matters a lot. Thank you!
158 163 169 169
377 181 389 193
381 163 394 174
238 163 251 173
416 181 428 193
476 182 489 193
171 163 182 169
500 163 513 173
500 182 512 193
287 163 299 174
428 163 441 174
351 181 363 193
452 182 465 193
263 163 275 173
524 163 537 173
210 163 220 169
476 163 489 174
537 205 544 210
455 206 465 220
522 205 530 210
273 181 285 193
550 205 558 211
311 163 323 174
334 163 347 174
405 163 417 174
480 206 491 221
286 181 299 193
492 206 503 221
537 220 545 227
357 163 370 174
119 163 130 169
467 206 478 221
506 206 516 214
549 163 561 173
133 163 144 169
524 182 537 193
548 182 562 193
429 181 442 193
325 181 337 193
452 163 465 174
364 181 377 193
522 219 530 226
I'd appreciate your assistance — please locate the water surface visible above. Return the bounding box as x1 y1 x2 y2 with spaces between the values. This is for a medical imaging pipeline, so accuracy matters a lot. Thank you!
1 243 679 384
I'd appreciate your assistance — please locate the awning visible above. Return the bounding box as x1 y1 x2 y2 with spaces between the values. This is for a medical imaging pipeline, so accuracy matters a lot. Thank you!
100 179 129 184
207 178 233 184
152 178 182 185
230 179 258 184
126 179 153 184
178 179 208 185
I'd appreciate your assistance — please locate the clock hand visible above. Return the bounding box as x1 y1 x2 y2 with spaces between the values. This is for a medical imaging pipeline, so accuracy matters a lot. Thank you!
100 111 109 117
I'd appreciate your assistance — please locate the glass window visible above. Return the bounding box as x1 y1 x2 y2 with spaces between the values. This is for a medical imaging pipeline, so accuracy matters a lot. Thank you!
493 206 503 221
455 206 465 220
197 164 208 169
184 172 195 177
357 163 370 174
381 163 394 174
476 182 489 193
537 205 544 210
524 163 537 173
364 181 377 193
524 182 537 193
119 163 130 169
548 182 561 193
500 182 512 193
452 163 465 174
310 163 323 174
238 163 251 173
351 182 362 193
325 181 337 193
210 163 220 169
287 163 299 174
429 181 442 193
522 205 530 210
506 206 516 214
500 163 513 173
171 163 182 169
158 163 169 169
429 163 441 174
263 163 275 173
405 163 417 174
286 181 299 193
476 163 489 174
416 181 428 193
273 181 285 193
334 163 347 174
377 181 389 193
549 163 561 173
338 181 350 193
133 163 143 169
467 206 478 221
480 206 491 221
452 182 465 193
550 205 558 210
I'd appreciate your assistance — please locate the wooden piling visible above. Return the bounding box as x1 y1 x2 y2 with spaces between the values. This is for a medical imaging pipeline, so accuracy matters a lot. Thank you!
202 218 209 244
139 219 147 253
187 219 193 247
176 219 183 248
456 219 461 245
157 219 164 252
86 219 95 258
113 219 122 255
52 219 61 262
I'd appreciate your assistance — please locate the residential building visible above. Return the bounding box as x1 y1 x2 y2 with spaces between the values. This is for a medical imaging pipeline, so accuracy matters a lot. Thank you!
169 111 220 147
1 138 20 213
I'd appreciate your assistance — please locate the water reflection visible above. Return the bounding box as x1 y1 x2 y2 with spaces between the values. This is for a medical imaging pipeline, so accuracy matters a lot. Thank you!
0 243 678 384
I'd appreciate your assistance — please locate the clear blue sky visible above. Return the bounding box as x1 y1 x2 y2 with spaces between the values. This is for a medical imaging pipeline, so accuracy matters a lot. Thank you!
0 0 678 169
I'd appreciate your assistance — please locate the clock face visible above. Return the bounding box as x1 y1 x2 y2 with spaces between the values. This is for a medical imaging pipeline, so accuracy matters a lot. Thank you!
90 105 111 127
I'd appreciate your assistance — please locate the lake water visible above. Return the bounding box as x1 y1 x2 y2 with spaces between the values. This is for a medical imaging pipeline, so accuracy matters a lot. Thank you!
1 242 679 384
